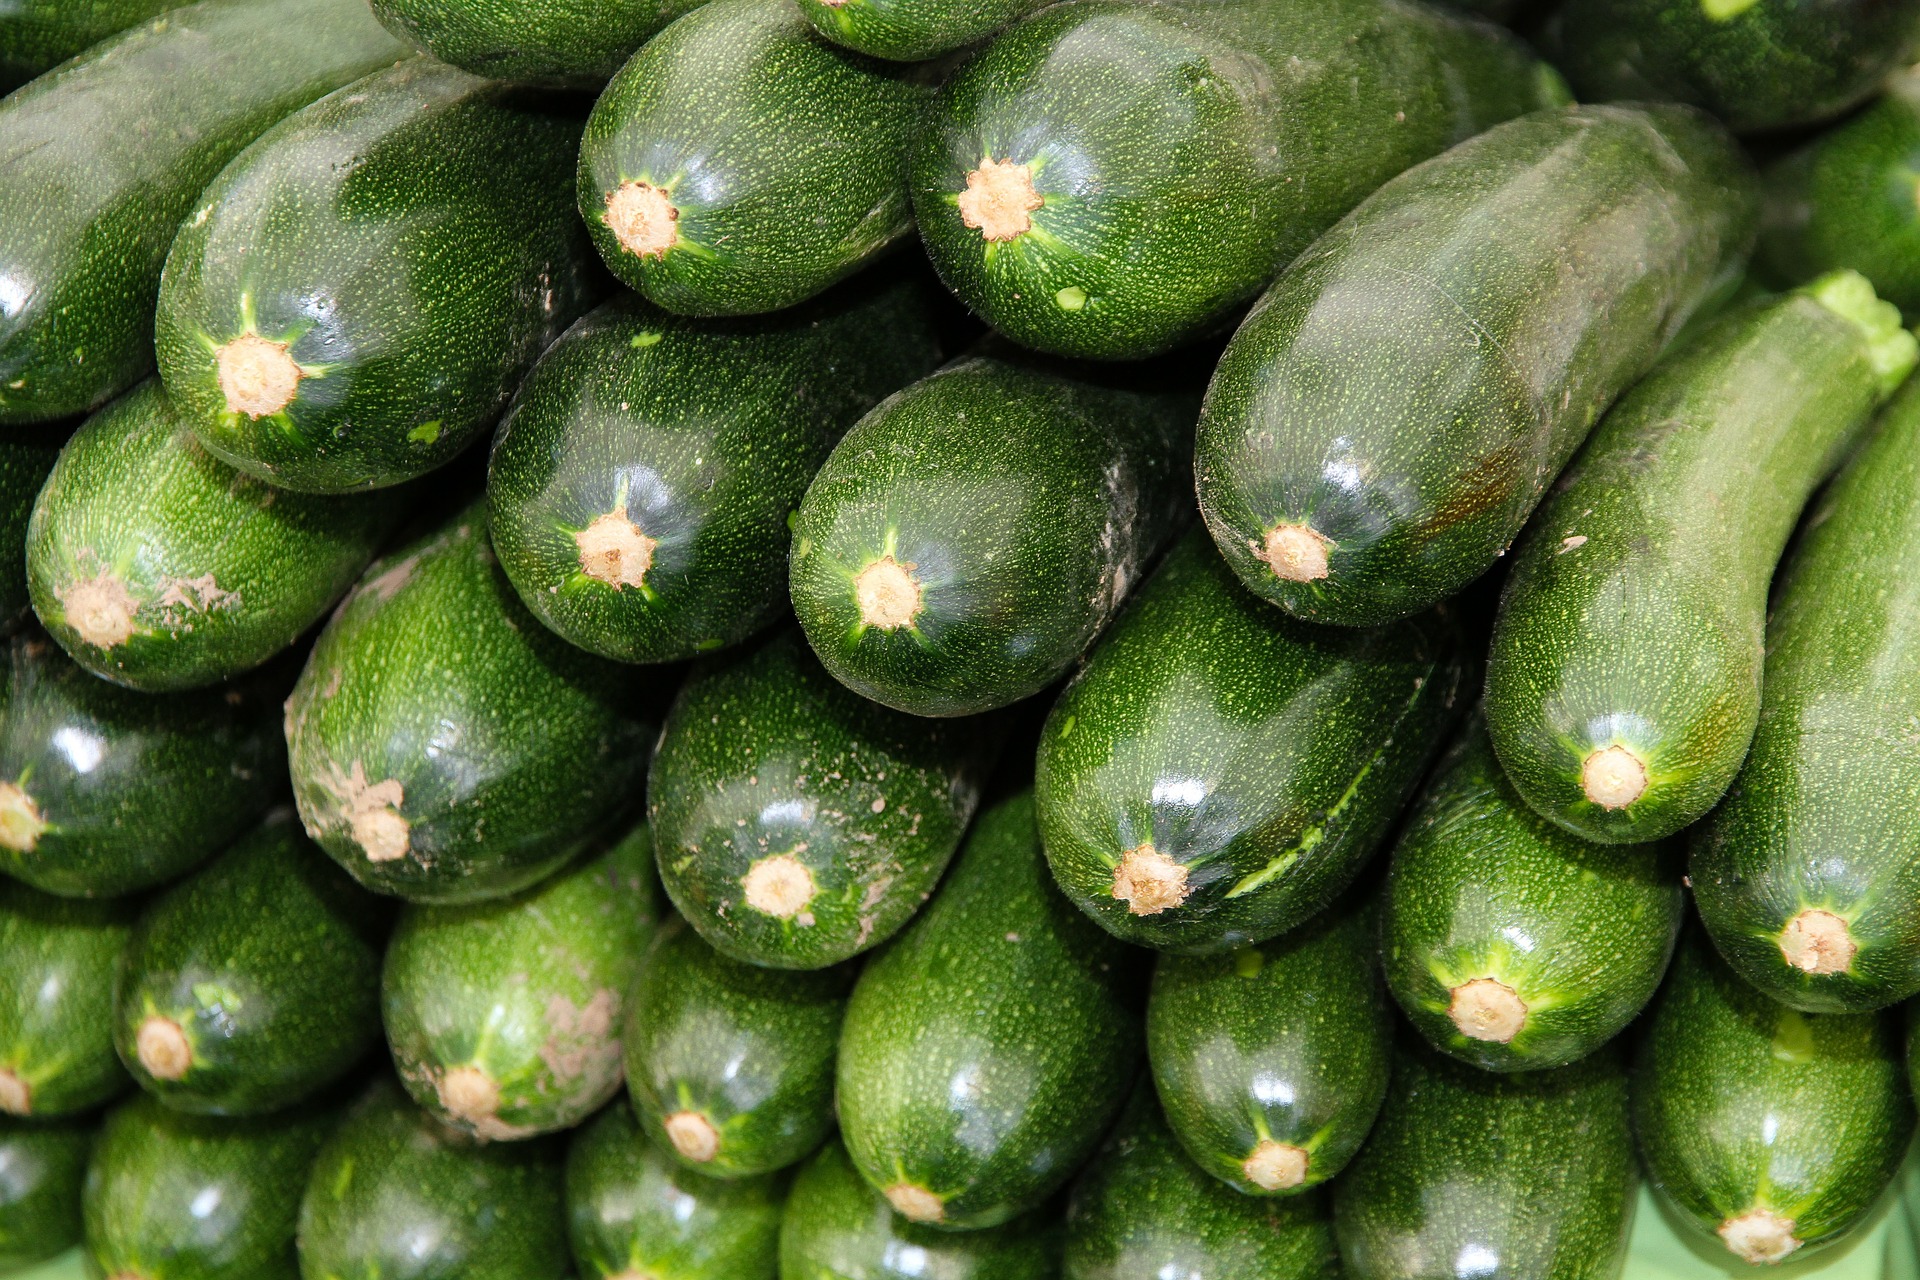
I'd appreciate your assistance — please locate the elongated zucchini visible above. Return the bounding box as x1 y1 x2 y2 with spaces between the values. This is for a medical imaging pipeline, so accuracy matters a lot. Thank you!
368 0 707 88
0 1 178 91
794 0 1045 60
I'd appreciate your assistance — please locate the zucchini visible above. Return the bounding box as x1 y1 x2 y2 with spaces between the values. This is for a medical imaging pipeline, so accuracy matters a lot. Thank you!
0 0 177 91
910 0 1561 360
368 0 705 89
0 0 406 425
286 499 656 904
0 1116 89 1272
1036 529 1466 954
1382 719 1685 1070
1146 895 1390 1197
793 0 1044 60
1633 936 1914 1266
624 917 848 1178
26 381 399 693
113 815 387 1117
0 435 59 633
1195 104 1758 628
1063 1085 1337 1280
836 792 1140 1231
486 276 941 664
567 1098 785 1280
0 632 282 899
1486 273 1915 844
1334 1040 1637 1279
789 352 1195 717
156 57 599 496
82 1093 332 1280
383 835 655 1141
0 881 132 1119
578 0 926 317
648 628 992 969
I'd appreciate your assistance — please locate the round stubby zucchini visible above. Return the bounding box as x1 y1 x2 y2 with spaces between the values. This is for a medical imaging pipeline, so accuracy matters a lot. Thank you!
0 881 133 1119
0 1116 90 1272
367 0 707 89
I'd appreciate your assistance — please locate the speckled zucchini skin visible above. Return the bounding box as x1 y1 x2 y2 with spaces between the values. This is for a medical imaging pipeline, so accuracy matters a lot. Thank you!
1036 529 1466 954
567 1098 786 1280
648 628 992 969
157 58 600 495
285 500 659 905
578 0 927 317
0 1116 90 1272
26 382 399 693
0 0 406 425
1548 0 1920 134
368 0 706 88
1383 719 1684 1070
1633 937 1914 1266
0 632 282 899
911 0 1560 360
782 1138 1060 1280
794 0 1045 60
0 880 133 1119
297 1077 570 1280
0 0 178 91
82 1092 332 1280
383 834 656 1141
0 435 60 633
1335 1039 1637 1279
837 793 1141 1231
1147 896 1389 1197
487 278 940 664
1196 104 1757 628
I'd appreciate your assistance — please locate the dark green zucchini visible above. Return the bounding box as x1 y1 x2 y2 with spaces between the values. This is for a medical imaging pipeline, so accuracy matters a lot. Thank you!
1195 104 1758 628
1335 1040 1637 1279
648 627 991 969
837 792 1140 1231
0 881 132 1118
1146 896 1390 1197
0 632 282 899
0 0 178 91
113 815 386 1117
1035 529 1466 954
0 435 60 633
0 1117 89 1272
368 0 706 88
1633 936 1914 1266
568 1098 785 1280
82 1093 332 1280
26 381 399 692
0 0 406 425
911 0 1560 360
793 0 1045 60
1383 719 1684 1070
486 277 941 664
156 57 600 495
285 500 656 904
1487 273 1914 845
578 0 925 317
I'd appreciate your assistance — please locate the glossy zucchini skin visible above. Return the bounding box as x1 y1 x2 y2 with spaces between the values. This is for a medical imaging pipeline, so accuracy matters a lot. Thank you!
1036 529 1467 954
1195 104 1758 628
0 0 407 424
0 0 178 91
0 1116 90 1272
486 277 940 664
794 0 1045 60
367 0 707 88
0 881 133 1119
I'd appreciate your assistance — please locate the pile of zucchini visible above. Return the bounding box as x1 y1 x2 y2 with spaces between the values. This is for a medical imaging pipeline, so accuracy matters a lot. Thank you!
2 0 1920 1276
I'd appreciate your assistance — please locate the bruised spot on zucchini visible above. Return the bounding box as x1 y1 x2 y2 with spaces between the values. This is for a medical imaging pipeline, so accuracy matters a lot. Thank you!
1111 843 1189 916
957 158 1040 243
1718 1207 1801 1264
664 1109 720 1163
0 782 47 852
321 761 409 863
135 1016 192 1081
0 1067 28 1114
437 1064 502 1128
1448 977 1527 1044
56 573 137 648
885 1180 945 1223
1779 909 1856 975
574 511 656 590
742 852 816 919
854 555 921 630
1581 745 1647 810
1255 523 1331 583
215 333 302 418
1242 1138 1309 1191
604 180 679 260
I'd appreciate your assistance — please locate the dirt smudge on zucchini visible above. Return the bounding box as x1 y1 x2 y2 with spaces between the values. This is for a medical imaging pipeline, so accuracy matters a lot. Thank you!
318 760 410 864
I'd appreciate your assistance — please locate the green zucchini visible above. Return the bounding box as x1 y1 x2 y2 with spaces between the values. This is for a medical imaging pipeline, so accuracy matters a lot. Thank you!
1548 0 1920 134
1146 895 1389 1197
648 628 991 970
1382 719 1685 1070
1063 1085 1337 1280
837 792 1140 1231
0 632 282 899
0 1116 89 1272
486 277 941 664
82 1093 332 1280
297 1077 570 1280
0 435 59 633
1334 1040 1637 1279
910 0 1561 360
789 352 1195 717
113 815 387 1117
0 0 407 425
1486 273 1915 845
1633 936 1914 1267
578 0 925 317
285 499 656 904
156 57 599 495
368 0 706 89
26 382 399 693
1195 104 1758 628
0 881 132 1119
383 835 654 1141
0 0 178 91
1035 528 1466 954
793 0 1044 61
781 1138 1060 1280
